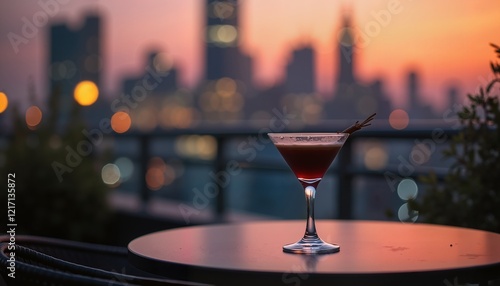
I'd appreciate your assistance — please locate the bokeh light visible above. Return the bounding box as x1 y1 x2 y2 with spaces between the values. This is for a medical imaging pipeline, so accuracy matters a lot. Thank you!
74 80 99 106
208 25 238 46
301 96 323 125
199 91 217 112
160 106 195 129
389 109 409 130
0 92 8 113
197 135 217 159
212 1 234 19
175 135 217 160
199 78 244 116
397 178 418 200
101 163 121 186
111 111 131 133
146 157 176 190
398 203 419 223
216 77 237 97
364 145 388 170
114 157 134 182
163 164 176 186
133 108 157 131
25 106 42 129
153 52 173 73
146 167 164 191
217 25 238 44
223 92 243 112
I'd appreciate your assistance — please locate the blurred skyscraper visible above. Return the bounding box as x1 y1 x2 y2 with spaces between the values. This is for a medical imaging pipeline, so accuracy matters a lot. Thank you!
48 14 104 128
121 51 179 96
204 0 253 86
406 71 435 119
326 12 391 120
285 46 315 93
336 14 355 86
196 0 253 122
447 85 459 109
120 50 188 131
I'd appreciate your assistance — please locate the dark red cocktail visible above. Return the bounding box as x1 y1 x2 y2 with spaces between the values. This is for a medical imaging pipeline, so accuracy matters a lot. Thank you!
275 144 342 180
268 133 349 254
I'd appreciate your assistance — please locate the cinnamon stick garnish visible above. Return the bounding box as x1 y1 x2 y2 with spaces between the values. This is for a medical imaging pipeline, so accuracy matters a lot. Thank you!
342 113 376 134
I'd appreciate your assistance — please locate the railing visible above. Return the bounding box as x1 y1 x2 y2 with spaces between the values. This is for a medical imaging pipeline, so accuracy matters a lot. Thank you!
115 128 459 220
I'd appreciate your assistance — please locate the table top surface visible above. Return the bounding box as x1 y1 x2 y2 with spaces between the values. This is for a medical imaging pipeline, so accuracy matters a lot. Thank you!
128 220 500 285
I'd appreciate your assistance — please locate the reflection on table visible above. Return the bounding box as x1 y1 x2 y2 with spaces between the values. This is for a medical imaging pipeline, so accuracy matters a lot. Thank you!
129 220 500 286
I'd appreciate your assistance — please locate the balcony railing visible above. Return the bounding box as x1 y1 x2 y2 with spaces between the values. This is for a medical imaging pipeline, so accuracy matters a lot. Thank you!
114 128 459 221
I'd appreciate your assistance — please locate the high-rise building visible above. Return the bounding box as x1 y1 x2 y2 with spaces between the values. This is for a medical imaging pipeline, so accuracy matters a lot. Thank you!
199 0 253 122
48 14 102 128
406 71 436 118
326 12 366 120
447 85 459 109
204 0 252 86
337 14 355 86
285 46 316 93
408 71 419 107
119 50 182 131
121 50 178 97
325 11 391 120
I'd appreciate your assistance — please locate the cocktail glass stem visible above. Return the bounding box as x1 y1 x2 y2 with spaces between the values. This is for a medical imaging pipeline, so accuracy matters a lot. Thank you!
282 179 339 254
303 182 319 239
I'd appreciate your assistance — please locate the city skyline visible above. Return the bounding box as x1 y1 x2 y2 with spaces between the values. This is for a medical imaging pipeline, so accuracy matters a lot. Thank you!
1 0 500 112
111 1 442 126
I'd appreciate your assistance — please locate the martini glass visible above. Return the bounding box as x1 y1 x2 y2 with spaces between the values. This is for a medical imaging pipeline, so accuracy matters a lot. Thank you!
268 133 349 254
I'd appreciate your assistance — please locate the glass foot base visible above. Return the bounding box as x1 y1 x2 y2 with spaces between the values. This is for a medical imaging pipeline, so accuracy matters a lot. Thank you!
283 237 340 254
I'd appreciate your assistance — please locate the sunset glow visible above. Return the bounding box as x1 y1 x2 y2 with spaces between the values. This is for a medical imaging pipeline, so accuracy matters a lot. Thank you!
242 1 500 108
1 1 500 111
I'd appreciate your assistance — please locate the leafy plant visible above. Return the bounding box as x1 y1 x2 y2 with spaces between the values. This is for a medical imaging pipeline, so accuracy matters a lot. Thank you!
0 84 112 242
409 44 500 233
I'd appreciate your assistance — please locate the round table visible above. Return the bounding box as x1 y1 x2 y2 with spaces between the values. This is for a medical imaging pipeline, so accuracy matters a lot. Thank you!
128 220 500 286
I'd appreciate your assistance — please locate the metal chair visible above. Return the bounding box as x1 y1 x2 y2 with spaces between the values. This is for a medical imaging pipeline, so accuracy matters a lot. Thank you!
0 235 211 286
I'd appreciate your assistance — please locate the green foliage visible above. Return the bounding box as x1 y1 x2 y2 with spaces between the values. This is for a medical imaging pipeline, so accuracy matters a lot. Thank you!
0 85 112 242
409 44 500 232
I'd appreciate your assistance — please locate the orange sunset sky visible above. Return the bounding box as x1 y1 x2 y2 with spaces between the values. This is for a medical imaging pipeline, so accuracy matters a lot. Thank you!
1 0 499 111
